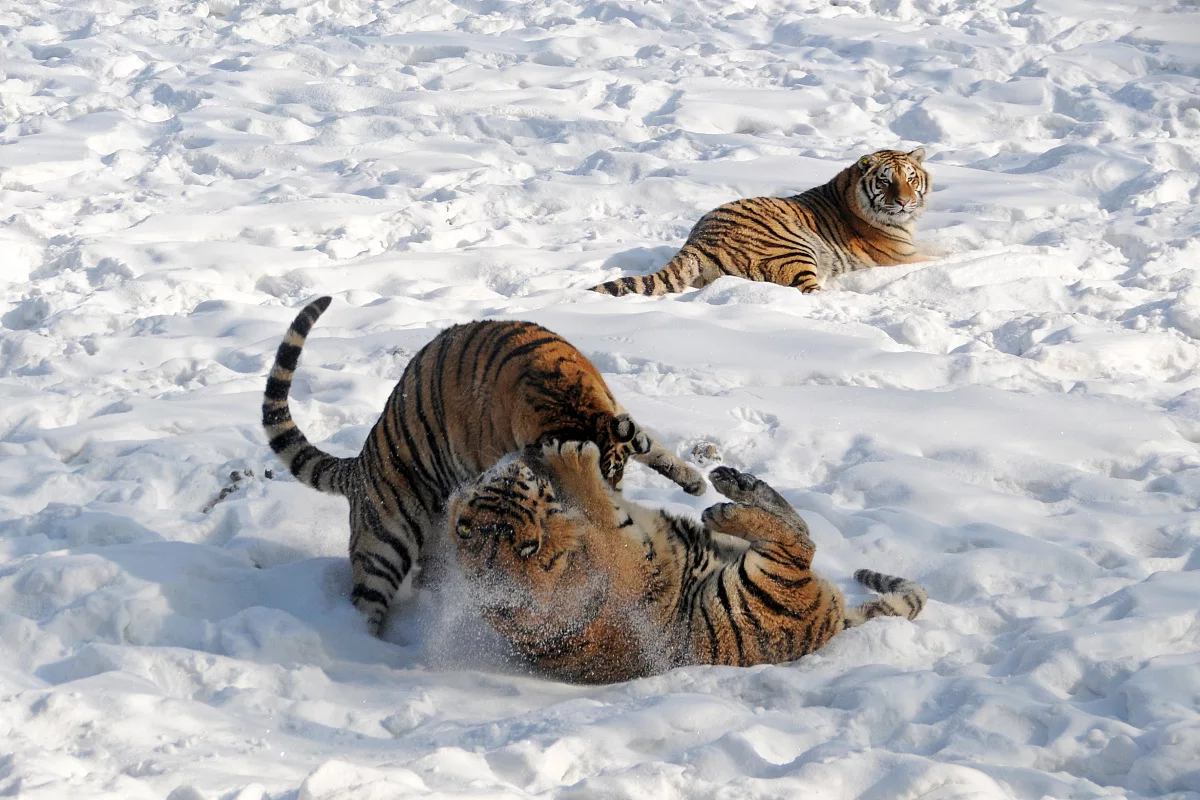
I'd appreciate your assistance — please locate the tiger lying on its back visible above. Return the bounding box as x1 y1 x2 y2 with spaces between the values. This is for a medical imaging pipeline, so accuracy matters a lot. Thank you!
263 298 705 634
591 148 932 296
449 440 926 683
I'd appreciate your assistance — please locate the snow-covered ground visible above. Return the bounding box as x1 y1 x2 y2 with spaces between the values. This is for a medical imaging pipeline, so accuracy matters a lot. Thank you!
2 0 1199 797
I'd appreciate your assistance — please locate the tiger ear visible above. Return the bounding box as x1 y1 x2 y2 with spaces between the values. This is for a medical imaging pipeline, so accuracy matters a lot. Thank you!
857 154 874 170
907 147 926 164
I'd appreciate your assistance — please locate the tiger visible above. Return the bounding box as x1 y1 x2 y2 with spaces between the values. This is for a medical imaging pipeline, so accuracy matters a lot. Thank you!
449 440 926 683
262 297 706 634
591 148 932 296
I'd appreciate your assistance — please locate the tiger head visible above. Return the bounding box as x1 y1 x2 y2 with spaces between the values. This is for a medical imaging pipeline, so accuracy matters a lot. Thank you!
447 452 613 643
852 148 930 227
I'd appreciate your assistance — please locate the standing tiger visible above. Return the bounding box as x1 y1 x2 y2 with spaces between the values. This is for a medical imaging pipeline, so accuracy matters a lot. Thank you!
591 148 932 296
262 297 706 633
449 440 926 683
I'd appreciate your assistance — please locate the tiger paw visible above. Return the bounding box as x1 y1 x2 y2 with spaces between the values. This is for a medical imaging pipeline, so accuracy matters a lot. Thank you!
599 414 650 486
700 501 775 538
701 501 746 527
610 414 652 454
709 466 764 502
542 440 604 478
673 463 708 496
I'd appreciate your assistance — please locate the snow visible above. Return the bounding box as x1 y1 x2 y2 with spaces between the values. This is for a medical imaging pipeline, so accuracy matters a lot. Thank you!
1 0 1198 797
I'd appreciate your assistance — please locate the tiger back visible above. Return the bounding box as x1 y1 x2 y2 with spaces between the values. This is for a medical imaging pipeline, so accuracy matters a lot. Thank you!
262 298 705 634
449 441 927 682
591 148 932 296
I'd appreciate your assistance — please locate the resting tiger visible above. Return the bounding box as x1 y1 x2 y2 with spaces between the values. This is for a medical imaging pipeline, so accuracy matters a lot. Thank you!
591 148 932 296
449 440 926 683
262 297 705 633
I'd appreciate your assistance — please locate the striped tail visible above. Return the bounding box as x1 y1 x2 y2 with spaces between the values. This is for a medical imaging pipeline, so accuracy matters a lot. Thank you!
262 296 359 496
843 569 926 629
589 250 705 296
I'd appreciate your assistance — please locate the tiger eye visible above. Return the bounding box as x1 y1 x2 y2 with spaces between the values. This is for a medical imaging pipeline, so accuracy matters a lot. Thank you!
456 520 473 539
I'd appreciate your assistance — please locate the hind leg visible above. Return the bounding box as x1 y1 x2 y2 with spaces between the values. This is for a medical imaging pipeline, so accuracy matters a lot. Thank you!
348 500 421 635
601 412 706 495
761 258 823 293
703 467 815 567
700 502 812 554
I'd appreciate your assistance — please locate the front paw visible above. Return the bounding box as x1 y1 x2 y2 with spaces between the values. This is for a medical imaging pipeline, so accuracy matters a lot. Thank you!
610 414 653 454
676 465 707 496
600 414 652 484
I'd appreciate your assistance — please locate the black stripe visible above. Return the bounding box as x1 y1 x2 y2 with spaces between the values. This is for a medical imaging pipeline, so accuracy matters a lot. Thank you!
738 559 804 619
806 202 844 249
309 456 335 489
289 445 320 476
455 322 490 387
697 598 721 664
458 321 499 388
753 544 803 567
290 311 317 339
473 500 536 525
374 415 437 521
392 389 442 505
275 342 303 372
487 335 562 383
360 499 416 574
691 242 729 275
715 572 746 665
800 614 817 653
264 376 290 402
261 405 290 426
661 267 679 293
720 204 790 241
788 270 817 288
412 344 456 493
351 585 389 607
478 324 535 382
268 427 302 453
366 552 407 587
757 568 812 590
734 582 770 653
430 333 462 484
354 558 401 590
292 297 331 337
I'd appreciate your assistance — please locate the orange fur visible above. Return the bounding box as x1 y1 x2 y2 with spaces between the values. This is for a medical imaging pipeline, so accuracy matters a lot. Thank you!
450 442 926 682
263 298 705 633
592 148 932 296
